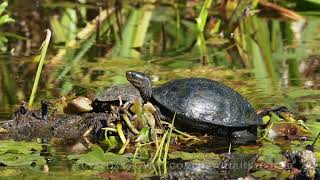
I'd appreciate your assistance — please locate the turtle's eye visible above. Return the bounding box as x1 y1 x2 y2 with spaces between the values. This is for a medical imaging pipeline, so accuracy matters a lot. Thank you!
126 71 146 80
126 71 133 78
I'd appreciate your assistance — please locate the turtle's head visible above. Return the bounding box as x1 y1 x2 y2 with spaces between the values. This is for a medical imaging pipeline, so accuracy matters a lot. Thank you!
126 71 152 104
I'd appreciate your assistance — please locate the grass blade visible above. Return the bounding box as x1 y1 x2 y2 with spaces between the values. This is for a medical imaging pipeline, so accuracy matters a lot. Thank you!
163 112 176 175
196 0 212 32
28 29 51 107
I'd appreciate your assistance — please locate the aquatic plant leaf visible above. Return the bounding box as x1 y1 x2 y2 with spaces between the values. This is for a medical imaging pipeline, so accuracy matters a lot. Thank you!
258 143 285 164
68 145 130 166
0 168 21 176
278 112 297 122
262 115 270 125
0 1 14 52
133 143 150 161
250 170 278 179
104 136 122 151
68 145 107 166
130 100 143 114
290 140 319 152
305 0 320 5
0 138 44 168
56 35 95 81
143 111 155 130
315 151 320 163
286 88 320 99
307 119 320 135
0 2 14 26
143 102 156 114
169 151 220 161
196 0 212 32
0 36 8 51
0 1 8 15
135 127 150 143
112 3 154 58
249 33 275 94
104 152 131 165
60 8 78 41
269 112 283 122
0 14 14 26
0 140 43 155
50 16 67 43
311 106 320 115
0 153 46 166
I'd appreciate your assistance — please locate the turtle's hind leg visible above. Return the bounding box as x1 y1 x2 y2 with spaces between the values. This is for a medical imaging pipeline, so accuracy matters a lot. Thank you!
231 126 258 144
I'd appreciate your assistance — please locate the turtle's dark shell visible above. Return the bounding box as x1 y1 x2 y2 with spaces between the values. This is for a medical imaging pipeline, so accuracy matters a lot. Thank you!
96 84 142 102
152 78 262 128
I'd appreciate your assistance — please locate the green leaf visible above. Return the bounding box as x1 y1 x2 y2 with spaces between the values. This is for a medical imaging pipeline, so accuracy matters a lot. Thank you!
103 136 122 151
0 14 14 26
112 3 154 58
68 145 107 166
0 1 14 52
250 170 278 179
258 143 285 164
196 0 212 32
0 36 8 52
307 118 320 135
305 0 320 5
104 152 130 165
0 140 43 155
0 1 8 15
135 127 151 143
143 111 155 130
0 2 14 26
0 153 46 166
0 140 45 167
67 145 130 167
130 100 143 114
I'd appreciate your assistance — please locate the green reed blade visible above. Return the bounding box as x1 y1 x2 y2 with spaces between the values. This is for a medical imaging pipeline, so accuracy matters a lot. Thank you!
163 112 176 175
196 0 212 32
28 29 51 107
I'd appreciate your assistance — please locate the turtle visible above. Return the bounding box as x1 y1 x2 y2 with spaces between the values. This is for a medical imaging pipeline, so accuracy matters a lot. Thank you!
92 84 142 112
92 83 163 129
126 71 263 141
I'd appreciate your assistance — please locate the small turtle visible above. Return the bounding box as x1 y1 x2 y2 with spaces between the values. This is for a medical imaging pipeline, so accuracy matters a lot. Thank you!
92 84 142 112
126 71 263 142
92 84 163 129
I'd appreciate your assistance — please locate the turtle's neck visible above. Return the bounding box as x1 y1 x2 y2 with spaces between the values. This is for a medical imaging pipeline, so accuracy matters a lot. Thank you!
126 71 153 104
139 85 152 104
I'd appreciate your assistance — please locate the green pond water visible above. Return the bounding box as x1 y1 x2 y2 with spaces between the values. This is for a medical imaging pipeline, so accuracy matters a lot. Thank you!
0 1 320 179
